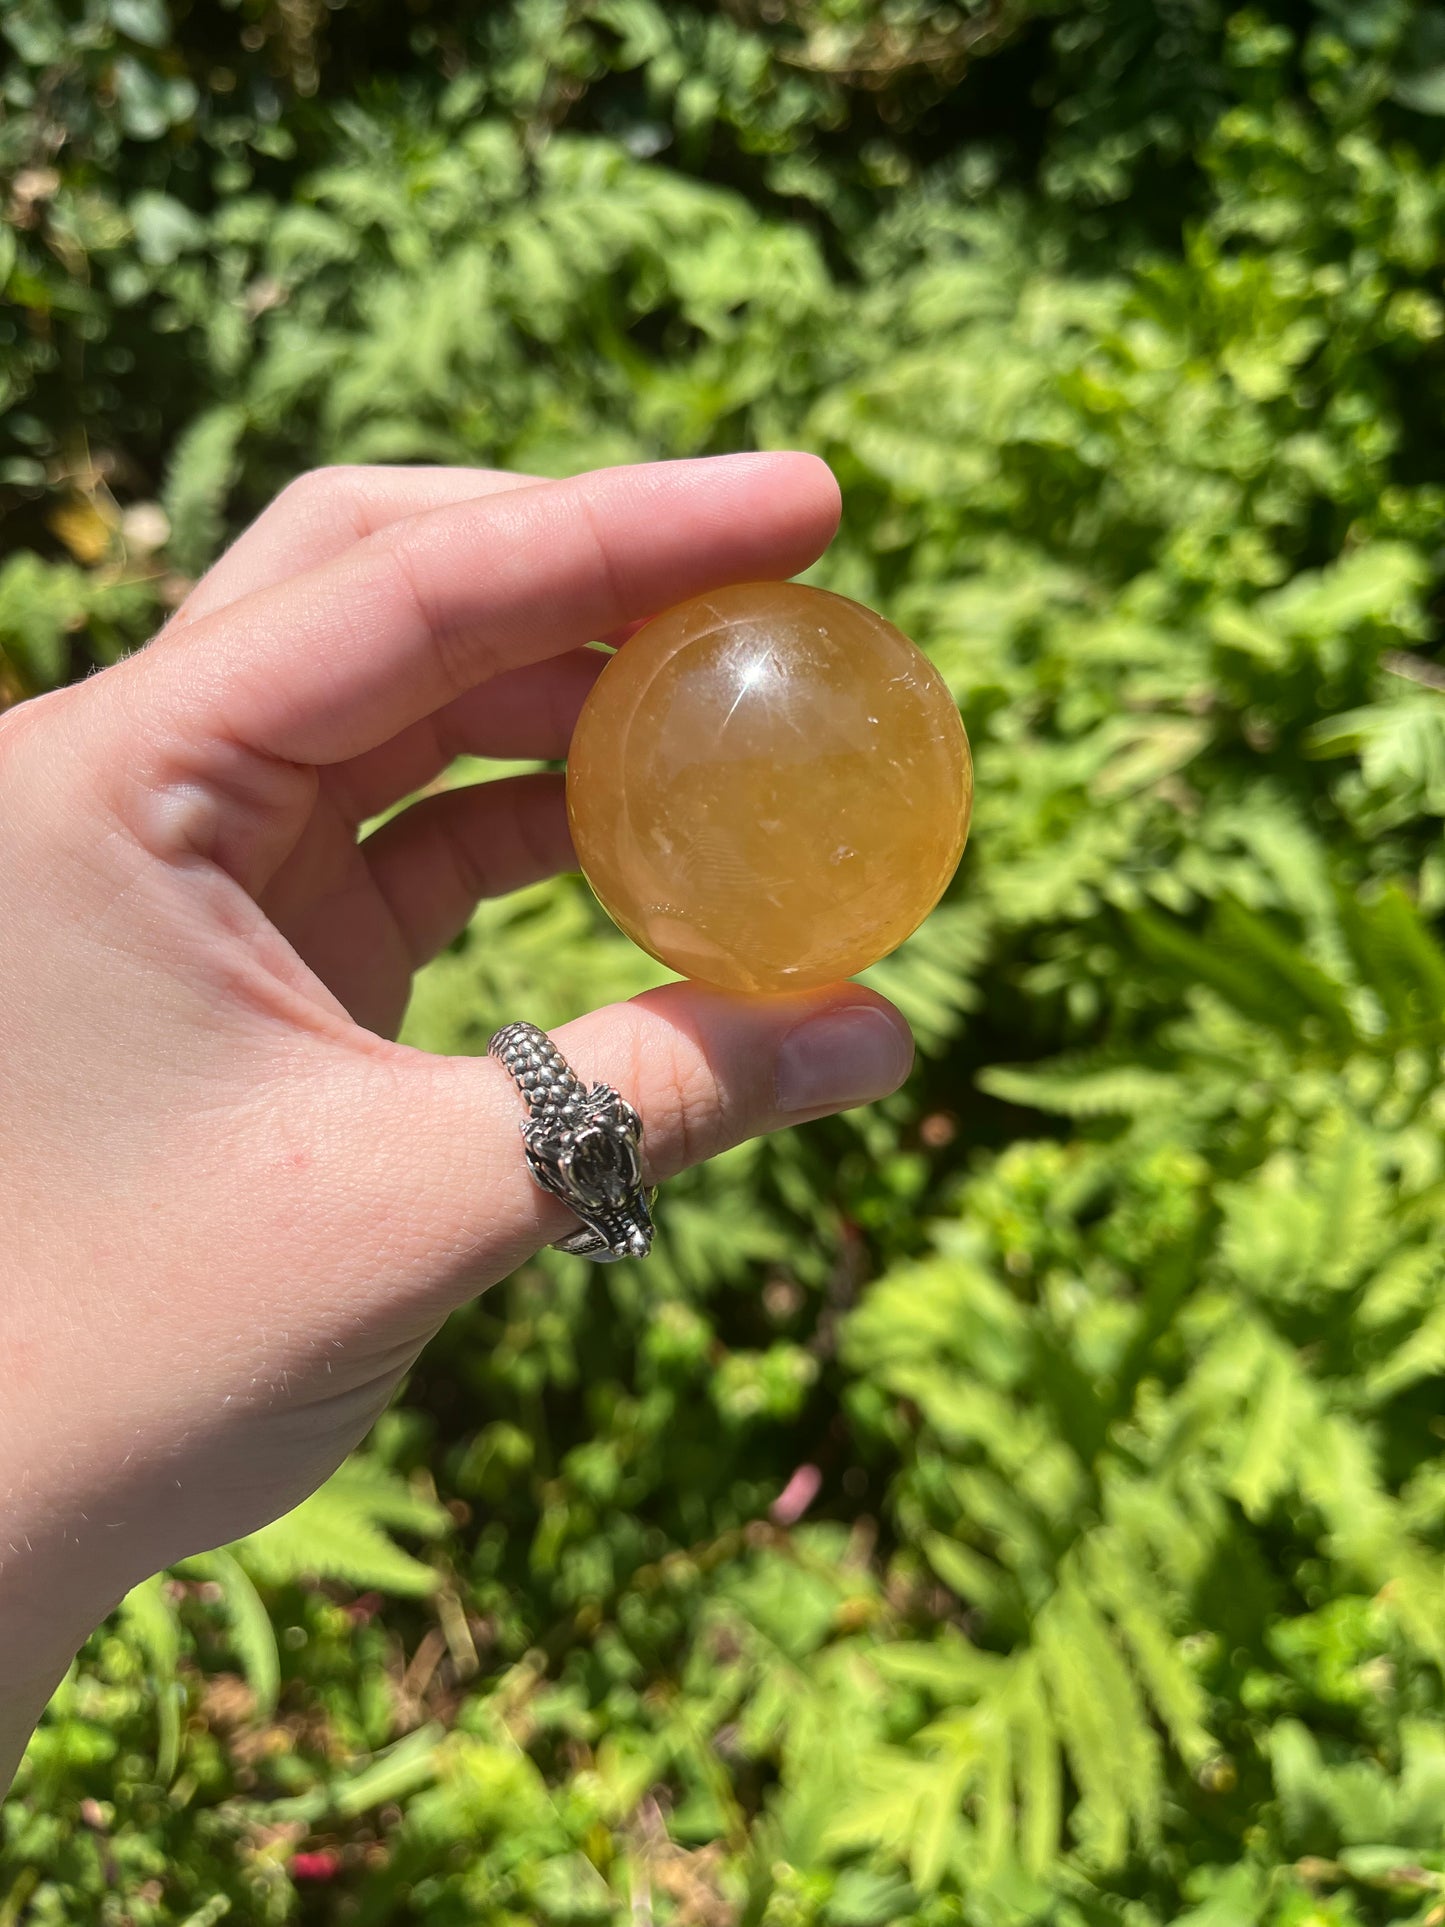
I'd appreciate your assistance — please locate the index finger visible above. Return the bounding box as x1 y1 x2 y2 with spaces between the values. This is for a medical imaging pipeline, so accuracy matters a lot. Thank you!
139 453 842 768
169 464 545 629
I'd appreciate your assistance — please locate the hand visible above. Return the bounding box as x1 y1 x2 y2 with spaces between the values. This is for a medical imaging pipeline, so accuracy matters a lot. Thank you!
0 455 913 1782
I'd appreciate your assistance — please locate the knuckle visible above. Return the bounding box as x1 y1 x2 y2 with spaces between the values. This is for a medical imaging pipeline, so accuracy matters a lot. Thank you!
0 681 126 851
0 684 81 781
627 1018 723 1176
277 466 368 536
0 692 42 764
440 806 492 909
510 774 567 874
0 704 41 808
574 491 631 633
384 539 470 703
282 464 352 501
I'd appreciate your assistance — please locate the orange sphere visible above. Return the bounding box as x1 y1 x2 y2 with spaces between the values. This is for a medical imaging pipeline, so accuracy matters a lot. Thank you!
566 581 972 995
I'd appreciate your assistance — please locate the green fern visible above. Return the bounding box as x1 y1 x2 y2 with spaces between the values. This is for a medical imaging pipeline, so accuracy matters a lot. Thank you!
176 1548 281 1718
117 1576 183 1784
11 3 1445 1922
161 406 247 577
228 1454 449 1595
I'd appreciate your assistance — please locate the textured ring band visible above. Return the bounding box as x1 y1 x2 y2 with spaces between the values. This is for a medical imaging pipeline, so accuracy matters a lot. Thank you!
488 1022 656 1263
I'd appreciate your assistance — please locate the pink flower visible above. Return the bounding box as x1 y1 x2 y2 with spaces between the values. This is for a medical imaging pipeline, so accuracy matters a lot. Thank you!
770 1463 822 1526
290 1850 342 1882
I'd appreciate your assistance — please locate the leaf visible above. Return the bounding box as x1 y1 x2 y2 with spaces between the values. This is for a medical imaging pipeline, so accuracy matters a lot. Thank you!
114 60 197 142
228 1456 448 1596
828 1867 917 1927
1014 1666 1062 1877
1393 67 1445 114
1338 884 1445 1042
1213 900 1358 1050
1171 1863 1266 1926
978 1058 1184 1119
0 553 84 692
109 0 169 46
1132 901 1357 1052
1310 695 1445 816
46 495 116 565
178 1548 281 1718
1091 716 1210 798
129 189 207 262
1228 1346 1307 1517
873 1638 1007 1703
1036 1579 1160 1863
909 1749 970 1893
262 1722 450 1825
118 1576 183 1783
920 1533 1008 1614
822 1741 972 1892
1366 1302 1445 1402
1260 543 1427 645
161 406 246 574
176 1898 232 1927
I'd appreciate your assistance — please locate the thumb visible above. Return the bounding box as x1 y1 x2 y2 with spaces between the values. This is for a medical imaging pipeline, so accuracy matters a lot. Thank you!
333 982 913 1310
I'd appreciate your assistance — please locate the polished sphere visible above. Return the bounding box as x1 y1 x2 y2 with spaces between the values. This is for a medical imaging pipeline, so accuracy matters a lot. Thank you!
566 582 972 995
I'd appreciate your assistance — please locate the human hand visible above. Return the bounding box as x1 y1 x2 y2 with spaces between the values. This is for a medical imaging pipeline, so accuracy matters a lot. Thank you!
0 456 913 1780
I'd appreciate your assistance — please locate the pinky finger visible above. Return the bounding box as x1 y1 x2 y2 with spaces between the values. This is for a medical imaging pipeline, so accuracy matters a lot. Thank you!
364 772 574 969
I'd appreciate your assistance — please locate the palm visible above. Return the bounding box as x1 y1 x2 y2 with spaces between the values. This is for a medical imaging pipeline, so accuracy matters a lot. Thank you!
237 686 589 1037
156 456 846 1044
168 466 614 1038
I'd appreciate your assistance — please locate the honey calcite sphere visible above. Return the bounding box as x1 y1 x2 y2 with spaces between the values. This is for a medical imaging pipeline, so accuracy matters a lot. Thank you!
567 582 972 995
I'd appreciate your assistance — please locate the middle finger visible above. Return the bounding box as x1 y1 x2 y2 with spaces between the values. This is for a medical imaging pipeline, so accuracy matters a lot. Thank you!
325 646 608 824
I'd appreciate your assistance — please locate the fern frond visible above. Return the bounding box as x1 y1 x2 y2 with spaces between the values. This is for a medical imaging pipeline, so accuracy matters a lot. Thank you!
1132 901 1357 1052
228 1455 448 1595
161 405 246 575
178 1547 281 1717
978 1056 1184 1119
118 1576 183 1783
1364 1302 1445 1403
1036 1577 1160 1863
1337 883 1445 1045
1082 1534 1213 1768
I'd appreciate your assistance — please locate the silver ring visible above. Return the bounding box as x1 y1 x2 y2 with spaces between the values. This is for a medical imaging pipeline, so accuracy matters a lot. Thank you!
488 1022 656 1263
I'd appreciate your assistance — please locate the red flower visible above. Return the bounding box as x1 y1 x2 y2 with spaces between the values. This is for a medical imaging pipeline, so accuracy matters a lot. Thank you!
290 1850 342 1882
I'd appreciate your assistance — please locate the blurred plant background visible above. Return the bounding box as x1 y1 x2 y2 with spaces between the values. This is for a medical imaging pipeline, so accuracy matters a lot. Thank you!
7 0 1445 1920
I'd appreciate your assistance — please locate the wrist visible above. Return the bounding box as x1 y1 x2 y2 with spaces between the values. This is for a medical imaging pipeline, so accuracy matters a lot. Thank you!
0 1510 141 1795
0 1622 76 1796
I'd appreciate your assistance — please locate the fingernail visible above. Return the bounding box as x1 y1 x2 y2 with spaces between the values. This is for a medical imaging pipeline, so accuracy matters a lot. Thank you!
775 1006 913 1114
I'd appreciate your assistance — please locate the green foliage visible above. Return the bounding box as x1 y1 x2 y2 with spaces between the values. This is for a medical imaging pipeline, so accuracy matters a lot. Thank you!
8 0 1445 1922
161 405 246 577
228 1457 450 1599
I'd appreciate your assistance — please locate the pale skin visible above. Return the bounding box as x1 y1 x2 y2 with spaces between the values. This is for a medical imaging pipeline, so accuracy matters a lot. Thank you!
0 454 913 1789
